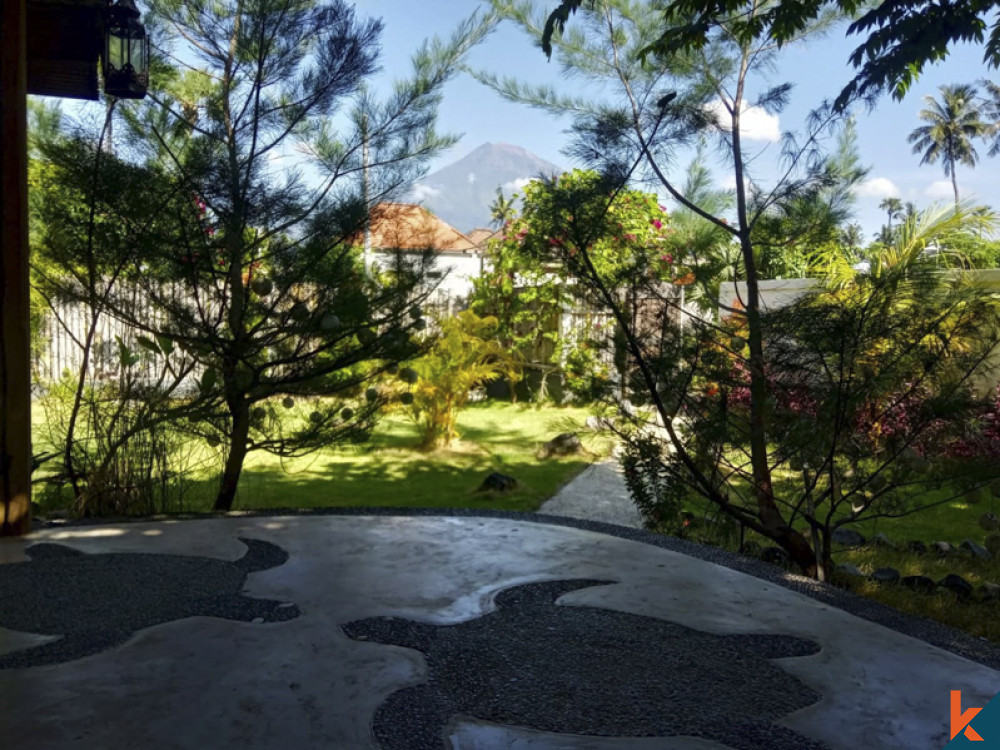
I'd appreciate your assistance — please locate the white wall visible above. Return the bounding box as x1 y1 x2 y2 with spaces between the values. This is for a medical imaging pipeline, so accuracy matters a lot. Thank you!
373 250 483 301
718 278 817 315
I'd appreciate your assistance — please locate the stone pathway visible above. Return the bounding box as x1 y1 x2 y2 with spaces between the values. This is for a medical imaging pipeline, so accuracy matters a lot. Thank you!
539 457 643 529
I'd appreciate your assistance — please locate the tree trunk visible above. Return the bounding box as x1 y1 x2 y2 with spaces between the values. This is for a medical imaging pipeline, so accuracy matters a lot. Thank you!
215 399 250 511
728 45 818 575
951 167 959 208
775 525 819 578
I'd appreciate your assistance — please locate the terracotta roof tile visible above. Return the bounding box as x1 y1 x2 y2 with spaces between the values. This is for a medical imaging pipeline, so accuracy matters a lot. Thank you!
365 203 478 254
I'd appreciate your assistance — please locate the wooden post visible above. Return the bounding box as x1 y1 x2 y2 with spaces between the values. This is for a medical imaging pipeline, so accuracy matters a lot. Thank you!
0 0 32 536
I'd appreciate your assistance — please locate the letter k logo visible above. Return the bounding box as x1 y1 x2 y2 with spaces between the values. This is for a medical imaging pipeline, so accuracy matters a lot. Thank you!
953 691 985 741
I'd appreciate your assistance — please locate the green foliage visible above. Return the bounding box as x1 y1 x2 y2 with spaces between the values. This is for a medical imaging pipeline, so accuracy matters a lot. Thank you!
751 120 868 279
471 169 678 401
620 433 686 533
34 370 194 518
494 0 1000 580
30 0 496 512
404 311 517 448
600 0 1000 107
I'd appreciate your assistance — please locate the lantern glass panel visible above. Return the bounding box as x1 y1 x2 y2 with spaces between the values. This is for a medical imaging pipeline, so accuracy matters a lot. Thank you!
107 30 127 72
129 25 147 72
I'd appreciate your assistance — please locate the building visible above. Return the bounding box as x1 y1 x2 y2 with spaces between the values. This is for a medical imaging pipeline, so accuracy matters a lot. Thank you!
366 203 487 301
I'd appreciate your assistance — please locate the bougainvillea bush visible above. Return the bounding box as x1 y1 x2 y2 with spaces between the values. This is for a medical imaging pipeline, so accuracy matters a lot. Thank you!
471 169 689 402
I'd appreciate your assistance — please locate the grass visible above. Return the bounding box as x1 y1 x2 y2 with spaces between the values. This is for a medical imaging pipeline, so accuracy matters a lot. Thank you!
832 546 1000 642
680 488 1000 643
143 402 612 514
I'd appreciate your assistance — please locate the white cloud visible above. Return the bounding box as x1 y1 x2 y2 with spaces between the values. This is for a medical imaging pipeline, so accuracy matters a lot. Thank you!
502 177 533 192
467 172 477 185
924 180 954 199
856 177 900 199
718 174 752 193
411 183 441 202
706 99 781 142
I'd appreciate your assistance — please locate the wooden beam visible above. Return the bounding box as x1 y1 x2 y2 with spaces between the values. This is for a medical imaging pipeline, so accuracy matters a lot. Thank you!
1 0 33 536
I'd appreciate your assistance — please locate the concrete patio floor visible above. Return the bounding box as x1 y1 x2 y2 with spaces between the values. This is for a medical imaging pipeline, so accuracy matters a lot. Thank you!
0 512 997 749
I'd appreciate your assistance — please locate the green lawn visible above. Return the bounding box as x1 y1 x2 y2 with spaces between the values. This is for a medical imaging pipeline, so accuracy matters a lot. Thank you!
169 402 612 513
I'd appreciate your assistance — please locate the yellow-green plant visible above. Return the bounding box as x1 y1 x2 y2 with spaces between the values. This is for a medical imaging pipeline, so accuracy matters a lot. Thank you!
407 311 517 449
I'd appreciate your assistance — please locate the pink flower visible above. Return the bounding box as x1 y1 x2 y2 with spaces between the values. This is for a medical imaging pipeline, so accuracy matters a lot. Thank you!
652 219 663 229
625 233 636 242
659 204 667 212
661 253 674 264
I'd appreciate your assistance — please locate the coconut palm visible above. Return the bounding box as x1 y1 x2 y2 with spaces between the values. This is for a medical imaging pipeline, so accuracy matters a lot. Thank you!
879 196 903 230
907 84 990 207
839 223 864 258
489 188 516 228
977 79 1000 155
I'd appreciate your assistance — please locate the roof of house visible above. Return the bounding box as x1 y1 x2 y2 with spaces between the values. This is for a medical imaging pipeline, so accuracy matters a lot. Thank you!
466 227 502 247
366 203 478 254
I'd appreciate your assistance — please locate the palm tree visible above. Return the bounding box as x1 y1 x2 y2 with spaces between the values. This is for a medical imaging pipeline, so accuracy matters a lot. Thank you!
879 197 903 231
977 79 1000 155
907 84 991 207
489 187 515 228
840 223 864 259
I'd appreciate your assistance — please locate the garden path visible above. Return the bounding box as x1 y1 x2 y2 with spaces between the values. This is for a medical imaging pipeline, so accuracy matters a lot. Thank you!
538 456 643 529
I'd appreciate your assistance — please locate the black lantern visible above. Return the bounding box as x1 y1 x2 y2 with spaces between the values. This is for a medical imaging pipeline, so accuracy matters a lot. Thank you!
103 0 149 99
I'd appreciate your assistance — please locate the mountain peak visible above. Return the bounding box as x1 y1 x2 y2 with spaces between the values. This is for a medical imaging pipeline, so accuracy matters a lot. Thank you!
409 144 563 233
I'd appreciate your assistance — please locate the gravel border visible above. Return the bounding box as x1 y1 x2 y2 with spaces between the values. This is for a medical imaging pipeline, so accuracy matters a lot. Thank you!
29 506 1000 671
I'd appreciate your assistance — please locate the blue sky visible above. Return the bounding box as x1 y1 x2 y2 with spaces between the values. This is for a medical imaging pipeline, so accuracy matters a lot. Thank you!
60 0 999 240
355 0 999 240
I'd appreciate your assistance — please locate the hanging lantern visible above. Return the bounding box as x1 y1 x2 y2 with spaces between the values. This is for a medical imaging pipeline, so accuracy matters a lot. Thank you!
104 0 149 99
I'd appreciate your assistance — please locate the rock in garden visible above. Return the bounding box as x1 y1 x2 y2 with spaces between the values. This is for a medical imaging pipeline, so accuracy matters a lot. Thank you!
760 547 789 566
831 528 866 547
977 582 1000 602
870 532 897 549
537 432 583 459
931 541 955 556
870 567 900 584
905 541 928 555
979 512 1000 532
985 534 1000 558
476 472 518 493
960 539 992 560
938 574 974 598
964 486 989 505
901 575 937 593
836 563 866 580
